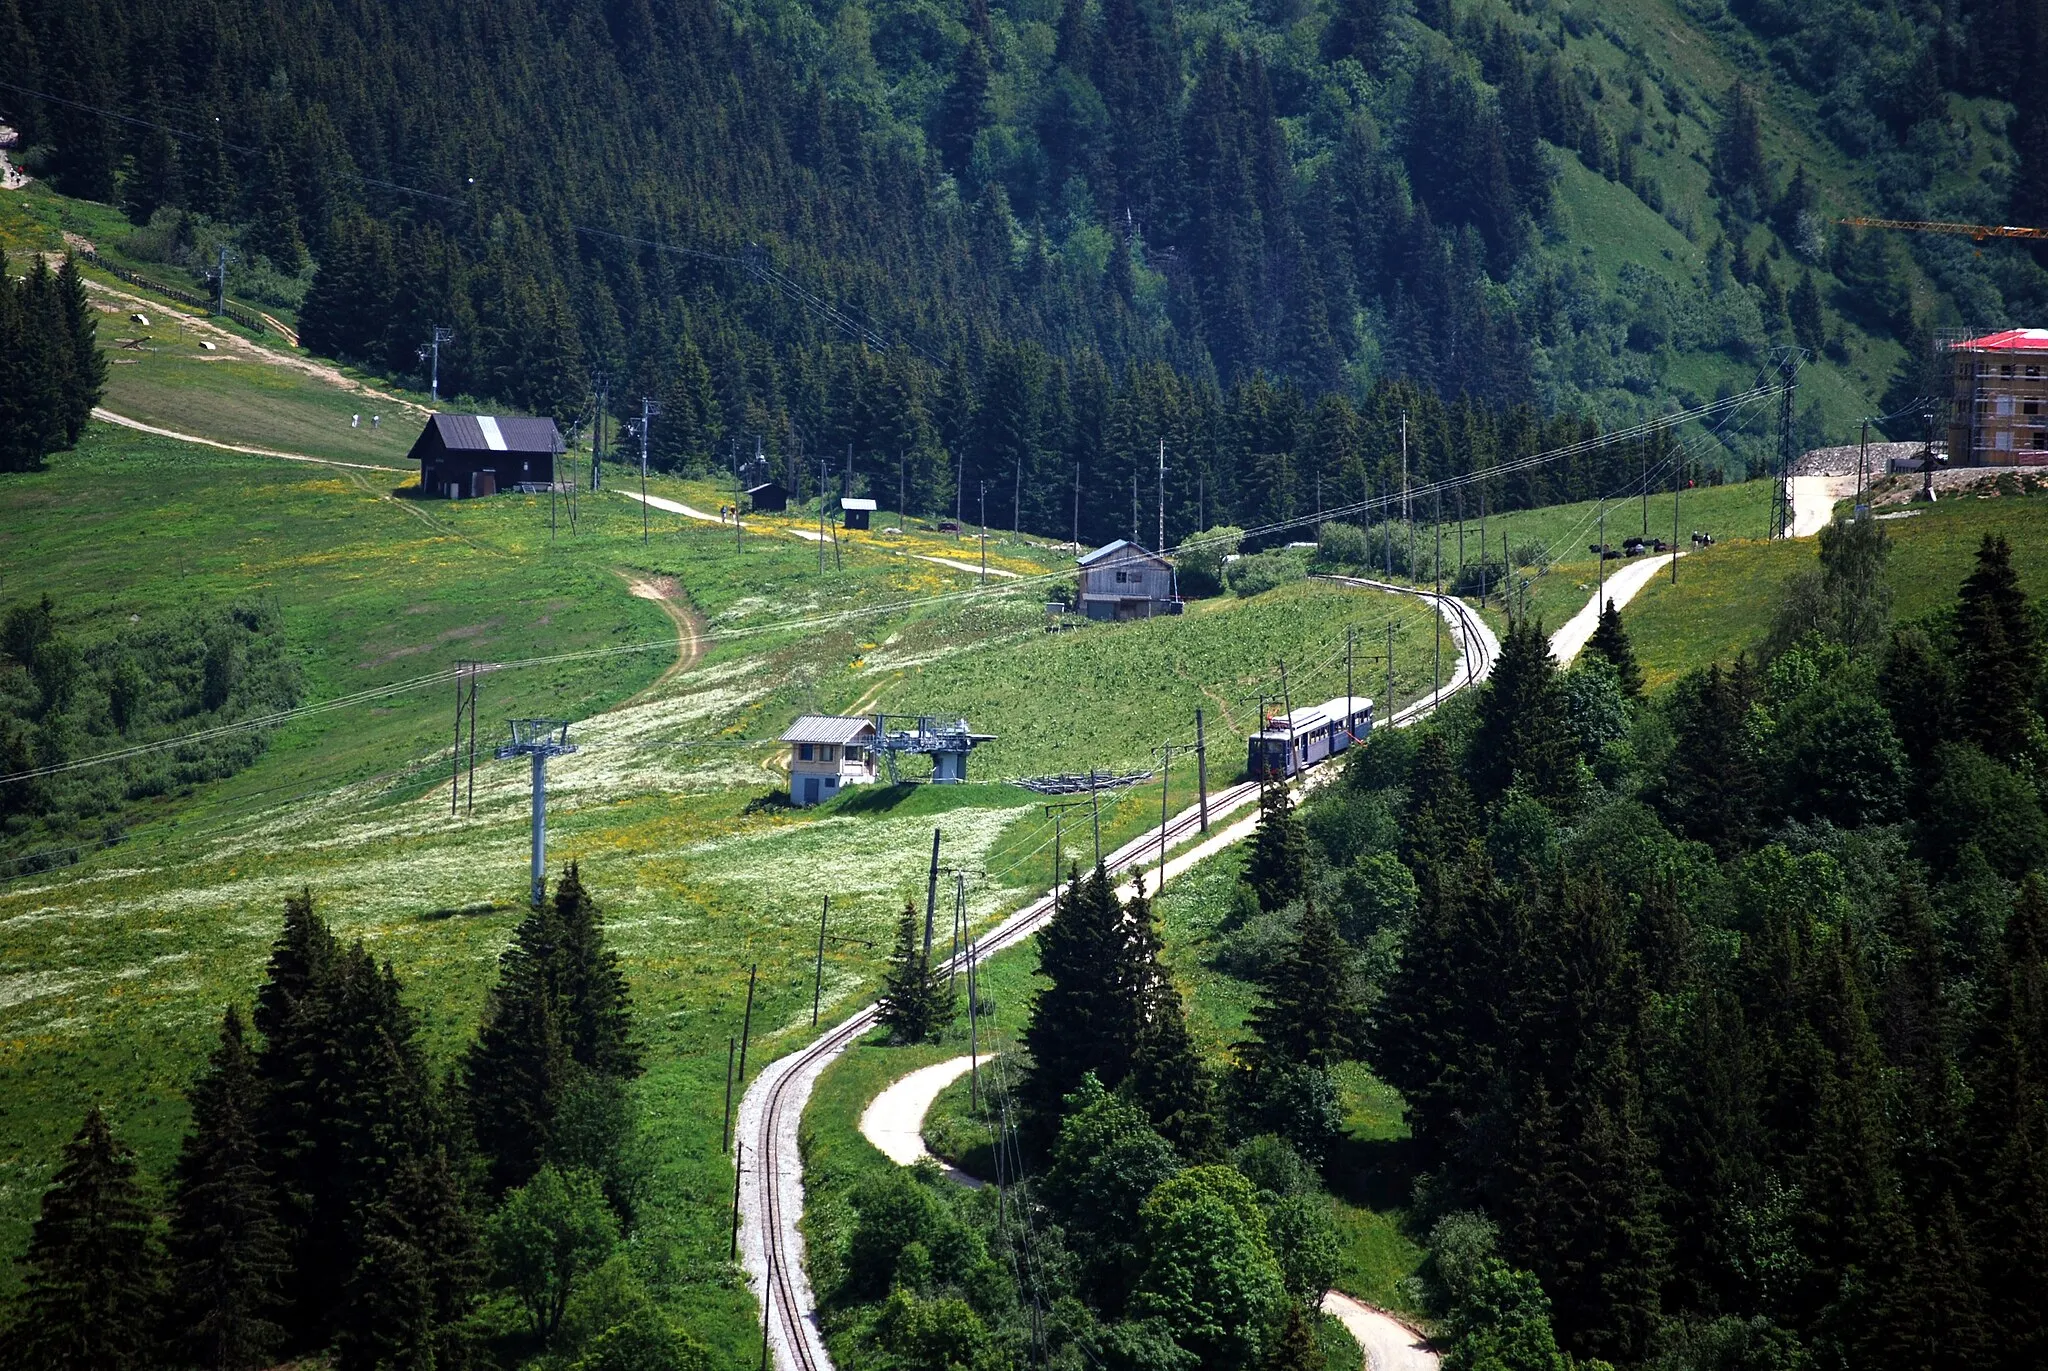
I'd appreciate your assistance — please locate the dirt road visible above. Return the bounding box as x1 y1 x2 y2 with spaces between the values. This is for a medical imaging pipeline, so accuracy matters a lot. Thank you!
1549 552 1681 667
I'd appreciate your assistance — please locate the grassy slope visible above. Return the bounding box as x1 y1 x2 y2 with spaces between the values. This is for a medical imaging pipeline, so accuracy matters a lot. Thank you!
0 330 1456 1364
1621 488 2048 689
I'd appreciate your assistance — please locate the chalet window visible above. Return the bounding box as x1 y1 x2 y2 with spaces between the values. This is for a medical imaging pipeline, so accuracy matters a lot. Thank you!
1115 570 1128 583
819 745 837 762
2036 432 2047 450
798 743 814 761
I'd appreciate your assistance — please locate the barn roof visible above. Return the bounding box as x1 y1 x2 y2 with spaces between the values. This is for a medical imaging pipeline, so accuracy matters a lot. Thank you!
1950 328 2048 352
747 481 786 495
840 497 878 511
417 413 563 454
780 715 877 745
1077 538 1170 569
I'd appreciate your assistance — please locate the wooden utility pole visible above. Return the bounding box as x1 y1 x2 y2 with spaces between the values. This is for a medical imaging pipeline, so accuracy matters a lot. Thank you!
923 828 942 960
722 1035 737 1153
1194 709 1209 832
736 965 758 1094
812 896 829 1026
729 1139 744 1257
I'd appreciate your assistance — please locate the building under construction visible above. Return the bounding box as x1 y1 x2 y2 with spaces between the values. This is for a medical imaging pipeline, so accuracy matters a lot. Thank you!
1946 328 2048 465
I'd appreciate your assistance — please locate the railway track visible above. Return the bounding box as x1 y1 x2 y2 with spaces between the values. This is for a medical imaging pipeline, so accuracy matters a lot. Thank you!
736 581 1499 1371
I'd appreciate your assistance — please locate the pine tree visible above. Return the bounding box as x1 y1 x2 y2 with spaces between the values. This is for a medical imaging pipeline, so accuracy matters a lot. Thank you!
1963 875 2048 1371
54 256 104 446
167 1006 288 1371
934 37 993 177
1246 782 1310 911
1123 877 1221 1159
1247 892 1359 1070
1790 270 1825 354
463 918 569 1195
1264 1303 1324 1371
2 1107 164 1371
1021 864 1144 1135
1468 617 1580 809
1585 599 1643 698
1953 534 2042 762
1657 661 1767 858
877 900 952 1044
551 864 641 1079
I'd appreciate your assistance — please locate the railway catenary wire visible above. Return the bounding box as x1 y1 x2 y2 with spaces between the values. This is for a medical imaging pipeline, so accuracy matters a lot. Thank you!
735 583 1494 1371
3 378 1751 789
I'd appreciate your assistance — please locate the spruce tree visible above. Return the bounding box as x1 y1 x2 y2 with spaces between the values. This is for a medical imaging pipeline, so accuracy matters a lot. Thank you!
1657 661 1767 858
1964 875 2048 1371
551 863 641 1079
1264 1303 1324 1371
1585 599 1643 697
1470 617 1580 809
1246 782 1310 912
54 255 103 446
1123 877 1221 1160
2 1106 164 1371
1954 534 2041 762
1021 864 1144 1135
934 37 993 177
167 1006 288 1371
877 900 952 1044
1790 270 1825 354
1247 892 1359 1070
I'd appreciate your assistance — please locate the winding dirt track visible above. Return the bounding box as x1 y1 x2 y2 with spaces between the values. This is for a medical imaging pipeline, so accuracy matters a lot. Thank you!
736 582 1497 1371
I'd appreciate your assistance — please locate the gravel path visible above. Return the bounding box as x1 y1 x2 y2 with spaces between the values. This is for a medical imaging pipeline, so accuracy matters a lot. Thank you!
857 1056 985 1187
1788 474 1856 538
1549 552 1680 667
1322 1291 1438 1371
854 1054 1439 1371
735 582 1496 1371
91 408 408 473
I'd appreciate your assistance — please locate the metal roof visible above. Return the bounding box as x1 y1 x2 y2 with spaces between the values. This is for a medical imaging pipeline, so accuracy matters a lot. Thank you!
747 481 786 495
1077 538 1170 568
1951 328 2048 352
424 413 564 453
1253 696 1372 738
840 497 878 511
779 715 877 745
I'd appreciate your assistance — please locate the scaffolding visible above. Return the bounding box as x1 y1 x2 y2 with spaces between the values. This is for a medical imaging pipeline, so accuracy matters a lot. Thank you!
1942 327 2048 466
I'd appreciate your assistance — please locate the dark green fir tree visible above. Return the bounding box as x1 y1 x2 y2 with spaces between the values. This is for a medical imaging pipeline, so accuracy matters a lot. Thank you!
1246 782 1310 912
1247 892 1360 1070
1021 864 1143 1134
1585 599 1644 697
167 1006 289 1371
1 1106 164 1371
877 899 952 1044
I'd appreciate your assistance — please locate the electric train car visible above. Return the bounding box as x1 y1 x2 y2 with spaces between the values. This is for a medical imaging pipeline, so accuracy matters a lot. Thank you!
1248 696 1373 781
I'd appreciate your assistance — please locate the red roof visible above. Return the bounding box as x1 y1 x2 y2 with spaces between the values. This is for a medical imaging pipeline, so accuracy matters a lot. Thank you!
1951 328 2048 352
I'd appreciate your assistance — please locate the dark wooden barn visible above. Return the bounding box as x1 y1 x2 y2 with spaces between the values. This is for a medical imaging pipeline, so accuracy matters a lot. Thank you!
840 497 876 530
407 414 564 498
747 480 789 513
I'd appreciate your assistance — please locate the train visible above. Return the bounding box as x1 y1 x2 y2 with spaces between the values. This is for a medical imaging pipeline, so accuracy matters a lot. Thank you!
1248 695 1373 781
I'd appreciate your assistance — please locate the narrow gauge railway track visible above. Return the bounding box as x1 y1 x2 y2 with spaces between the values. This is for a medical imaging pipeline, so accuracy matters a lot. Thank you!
738 582 1498 1371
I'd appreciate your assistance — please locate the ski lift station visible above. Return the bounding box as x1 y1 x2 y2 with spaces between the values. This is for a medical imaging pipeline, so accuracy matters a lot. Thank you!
780 712 996 806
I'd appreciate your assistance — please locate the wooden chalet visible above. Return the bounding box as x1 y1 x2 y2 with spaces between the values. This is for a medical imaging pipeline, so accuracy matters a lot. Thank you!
407 414 563 498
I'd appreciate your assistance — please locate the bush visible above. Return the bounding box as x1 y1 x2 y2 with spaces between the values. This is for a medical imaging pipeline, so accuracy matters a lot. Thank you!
1312 522 1370 569
1176 526 1244 598
1227 549 1309 597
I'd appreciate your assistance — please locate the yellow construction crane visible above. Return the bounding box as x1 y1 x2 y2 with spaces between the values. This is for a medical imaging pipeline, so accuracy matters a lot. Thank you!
1836 215 2047 241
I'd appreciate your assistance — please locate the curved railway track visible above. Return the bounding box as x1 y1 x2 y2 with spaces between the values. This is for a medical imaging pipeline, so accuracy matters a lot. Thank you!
737 582 1499 1371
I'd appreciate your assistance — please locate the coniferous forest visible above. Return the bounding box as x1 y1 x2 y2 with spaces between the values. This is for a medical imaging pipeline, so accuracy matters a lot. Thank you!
0 254 105 471
827 525 2048 1371
4 0 2046 541
0 867 679 1371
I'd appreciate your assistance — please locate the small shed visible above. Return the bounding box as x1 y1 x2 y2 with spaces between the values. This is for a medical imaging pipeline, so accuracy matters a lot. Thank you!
407 413 563 498
780 715 879 806
1077 540 1179 620
747 480 789 513
840 497 877 530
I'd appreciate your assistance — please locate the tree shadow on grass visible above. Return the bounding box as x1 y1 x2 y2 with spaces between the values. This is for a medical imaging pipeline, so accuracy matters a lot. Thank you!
829 783 923 815
1325 1132 1420 1213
